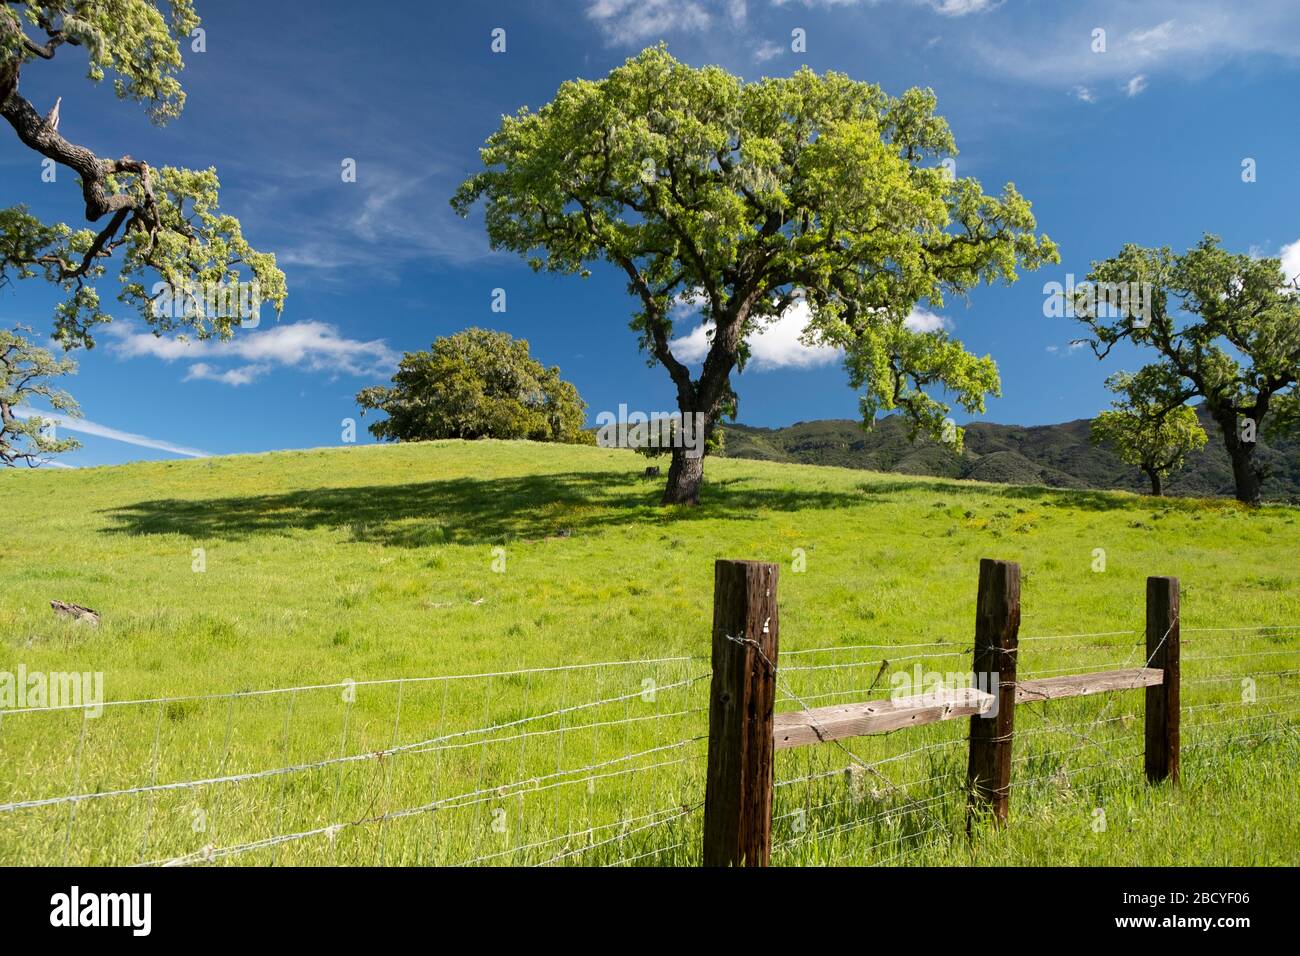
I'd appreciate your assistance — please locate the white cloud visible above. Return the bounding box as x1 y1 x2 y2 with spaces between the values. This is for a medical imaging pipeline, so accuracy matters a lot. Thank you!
1047 341 1088 356
754 40 784 63
1073 85 1098 103
184 363 271 387
903 306 949 333
670 289 710 320
1124 74 1148 97
586 0 717 44
1279 238 1300 286
668 302 948 371
13 409 210 458
108 320 399 385
927 0 1000 15
670 300 840 370
774 0 998 14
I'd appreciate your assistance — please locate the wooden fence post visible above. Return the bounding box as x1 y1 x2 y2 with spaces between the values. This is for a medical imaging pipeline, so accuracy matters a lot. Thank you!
966 558 1020 831
1144 576 1180 785
702 559 780 867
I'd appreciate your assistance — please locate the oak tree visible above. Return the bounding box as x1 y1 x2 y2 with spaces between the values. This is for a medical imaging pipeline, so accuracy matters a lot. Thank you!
1071 235 1300 504
453 47 1056 504
0 325 80 465
1090 370 1208 496
356 328 589 445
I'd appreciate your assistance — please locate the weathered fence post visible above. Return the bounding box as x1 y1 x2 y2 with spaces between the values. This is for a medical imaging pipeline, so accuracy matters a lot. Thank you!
702 559 780 867
1144 576 1180 785
966 558 1021 831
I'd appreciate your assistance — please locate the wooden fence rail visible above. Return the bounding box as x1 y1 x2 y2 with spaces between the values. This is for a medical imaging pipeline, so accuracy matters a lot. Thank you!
702 557 1181 867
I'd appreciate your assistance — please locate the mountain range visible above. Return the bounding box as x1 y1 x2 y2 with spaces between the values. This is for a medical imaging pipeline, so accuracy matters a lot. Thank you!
721 409 1300 502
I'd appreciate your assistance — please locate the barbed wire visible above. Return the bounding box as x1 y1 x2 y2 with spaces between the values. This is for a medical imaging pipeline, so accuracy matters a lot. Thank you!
1185 669 1300 685
1183 648 1300 663
454 803 691 866
0 655 706 716
142 738 706 866
7 613 1297 867
1184 693 1300 713
782 650 970 673
537 801 703 866
0 677 708 814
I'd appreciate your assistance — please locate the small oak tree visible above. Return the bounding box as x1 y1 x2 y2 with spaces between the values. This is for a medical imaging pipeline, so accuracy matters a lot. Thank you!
356 328 589 444
453 47 1056 504
0 325 80 465
1090 371 1208 496
1070 235 1300 504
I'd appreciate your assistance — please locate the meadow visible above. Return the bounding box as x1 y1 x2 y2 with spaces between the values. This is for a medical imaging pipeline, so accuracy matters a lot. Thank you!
0 439 1297 866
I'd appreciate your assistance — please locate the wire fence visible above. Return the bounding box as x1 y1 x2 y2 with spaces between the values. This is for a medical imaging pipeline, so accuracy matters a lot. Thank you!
1 624 1297 866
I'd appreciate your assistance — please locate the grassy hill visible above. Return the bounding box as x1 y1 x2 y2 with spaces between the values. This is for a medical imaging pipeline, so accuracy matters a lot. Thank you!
724 410 1300 501
1 441 1297 866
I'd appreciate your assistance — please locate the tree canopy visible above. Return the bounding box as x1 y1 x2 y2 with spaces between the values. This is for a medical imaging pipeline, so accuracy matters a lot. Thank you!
453 46 1056 504
0 2 285 466
356 328 590 445
1070 235 1300 504
1090 371 1208 496
1 2 286 346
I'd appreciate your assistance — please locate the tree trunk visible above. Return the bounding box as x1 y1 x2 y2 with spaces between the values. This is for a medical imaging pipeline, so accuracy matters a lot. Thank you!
1144 468 1163 497
1212 408 1264 505
1227 443 1262 505
662 447 704 506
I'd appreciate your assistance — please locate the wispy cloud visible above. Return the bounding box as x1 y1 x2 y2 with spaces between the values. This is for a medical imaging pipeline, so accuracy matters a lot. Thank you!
107 320 399 386
773 0 998 14
264 165 492 278
1046 341 1089 356
966 3 1300 90
926 0 1000 15
184 363 271 387
13 409 210 458
587 0 996 46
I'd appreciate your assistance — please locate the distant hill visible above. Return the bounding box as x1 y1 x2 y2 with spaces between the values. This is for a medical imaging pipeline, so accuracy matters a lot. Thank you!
722 409 1300 502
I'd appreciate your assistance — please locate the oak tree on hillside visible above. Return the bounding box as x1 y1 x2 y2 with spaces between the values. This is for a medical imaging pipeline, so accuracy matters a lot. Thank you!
1070 235 1300 504
0 1 285 464
356 328 589 444
453 47 1057 505
1090 370 1208 496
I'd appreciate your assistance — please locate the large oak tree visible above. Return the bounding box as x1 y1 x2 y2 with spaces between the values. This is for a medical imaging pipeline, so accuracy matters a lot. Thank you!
454 47 1056 504
0 1 285 464
1071 236 1300 504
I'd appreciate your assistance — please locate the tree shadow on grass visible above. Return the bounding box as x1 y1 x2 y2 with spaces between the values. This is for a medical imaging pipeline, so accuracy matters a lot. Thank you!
100 469 870 548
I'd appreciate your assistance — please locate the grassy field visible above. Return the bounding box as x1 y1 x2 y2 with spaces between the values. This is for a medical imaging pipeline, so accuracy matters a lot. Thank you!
1 439 1297 866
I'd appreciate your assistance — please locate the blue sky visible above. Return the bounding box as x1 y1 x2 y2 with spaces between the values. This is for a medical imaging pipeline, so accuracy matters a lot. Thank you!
4 0 1299 467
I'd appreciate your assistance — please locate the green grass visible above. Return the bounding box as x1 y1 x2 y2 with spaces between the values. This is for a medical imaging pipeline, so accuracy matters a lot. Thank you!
0 439 1297 866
